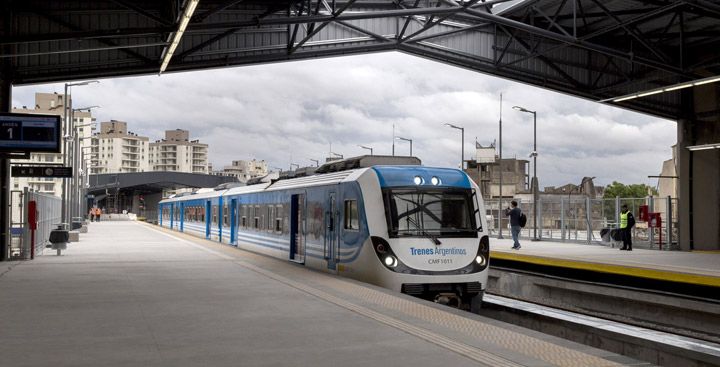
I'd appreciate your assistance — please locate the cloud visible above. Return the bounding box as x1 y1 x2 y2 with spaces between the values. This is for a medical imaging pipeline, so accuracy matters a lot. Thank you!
11 52 675 188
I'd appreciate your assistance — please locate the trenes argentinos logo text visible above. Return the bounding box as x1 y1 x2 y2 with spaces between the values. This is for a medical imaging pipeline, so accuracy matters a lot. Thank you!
410 247 467 256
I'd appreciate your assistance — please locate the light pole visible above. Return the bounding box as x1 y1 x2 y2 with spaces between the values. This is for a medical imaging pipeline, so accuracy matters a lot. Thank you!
61 80 98 224
290 163 299 171
81 148 95 218
395 136 412 156
513 105 539 241
307 158 319 167
330 152 343 160
444 123 464 169
358 145 373 155
70 109 98 222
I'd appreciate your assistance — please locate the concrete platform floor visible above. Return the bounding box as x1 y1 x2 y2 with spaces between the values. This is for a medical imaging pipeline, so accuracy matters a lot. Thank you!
0 221 652 367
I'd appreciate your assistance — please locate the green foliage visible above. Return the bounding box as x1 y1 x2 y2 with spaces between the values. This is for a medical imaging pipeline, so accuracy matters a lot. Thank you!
603 181 658 198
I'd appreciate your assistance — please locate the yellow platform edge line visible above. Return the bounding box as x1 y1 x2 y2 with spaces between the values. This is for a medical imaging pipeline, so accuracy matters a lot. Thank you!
490 251 720 288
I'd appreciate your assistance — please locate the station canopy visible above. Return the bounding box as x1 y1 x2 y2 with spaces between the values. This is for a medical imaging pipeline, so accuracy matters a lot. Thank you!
3 0 720 119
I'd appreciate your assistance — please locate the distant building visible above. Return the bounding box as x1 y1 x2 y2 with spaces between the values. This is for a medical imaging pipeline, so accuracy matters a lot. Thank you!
657 145 678 199
149 129 209 174
91 121 149 174
464 142 529 199
210 159 267 183
12 92 95 196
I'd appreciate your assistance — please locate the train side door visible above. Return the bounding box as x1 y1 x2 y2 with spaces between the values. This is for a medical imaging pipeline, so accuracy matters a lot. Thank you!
230 198 237 245
325 192 338 273
180 203 184 232
205 201 211 238
290 193 306 263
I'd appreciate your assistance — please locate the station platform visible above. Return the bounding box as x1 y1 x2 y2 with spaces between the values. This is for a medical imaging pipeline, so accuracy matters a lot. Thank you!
0 221 652 367
490 237 720 288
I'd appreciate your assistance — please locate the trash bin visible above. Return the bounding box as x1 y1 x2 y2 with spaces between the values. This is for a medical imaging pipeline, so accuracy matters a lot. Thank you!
49 226 69 256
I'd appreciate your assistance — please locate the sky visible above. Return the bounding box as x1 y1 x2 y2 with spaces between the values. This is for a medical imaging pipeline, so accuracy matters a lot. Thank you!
11 51 676 189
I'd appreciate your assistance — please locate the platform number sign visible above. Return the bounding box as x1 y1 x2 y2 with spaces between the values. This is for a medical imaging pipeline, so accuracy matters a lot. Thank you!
0 113 61 153
0 121 21 141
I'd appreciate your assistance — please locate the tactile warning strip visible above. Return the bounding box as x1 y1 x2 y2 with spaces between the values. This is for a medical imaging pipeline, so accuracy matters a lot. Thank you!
240 261 523 367
240 254 622 367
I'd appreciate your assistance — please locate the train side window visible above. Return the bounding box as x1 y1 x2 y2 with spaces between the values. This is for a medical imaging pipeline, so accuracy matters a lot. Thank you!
275 205 283 232
344 200 359 231
241 205 247 228
267 206 273 232
254 205 260 229
223 204 228 226
212 205 218 225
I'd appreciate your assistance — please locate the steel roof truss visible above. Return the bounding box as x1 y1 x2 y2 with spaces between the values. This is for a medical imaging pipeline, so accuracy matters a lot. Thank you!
290 0 358 54
109 0 173 26
398 0 422 40
400 0 482 43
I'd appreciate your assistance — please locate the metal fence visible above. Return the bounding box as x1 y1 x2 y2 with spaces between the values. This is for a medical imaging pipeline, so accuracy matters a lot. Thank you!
485 196 679 249
8 188 62 260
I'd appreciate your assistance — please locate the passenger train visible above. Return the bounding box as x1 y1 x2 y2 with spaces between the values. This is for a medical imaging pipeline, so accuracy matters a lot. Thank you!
158 159 490 311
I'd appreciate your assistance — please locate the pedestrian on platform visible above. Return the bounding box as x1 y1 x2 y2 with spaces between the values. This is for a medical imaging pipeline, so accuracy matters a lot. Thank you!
89 207 95 222
505 201 522 250
619 204 635 251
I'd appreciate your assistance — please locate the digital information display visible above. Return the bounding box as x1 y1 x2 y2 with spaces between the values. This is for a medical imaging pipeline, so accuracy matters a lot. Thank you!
12 166 72 178
0 113 61 153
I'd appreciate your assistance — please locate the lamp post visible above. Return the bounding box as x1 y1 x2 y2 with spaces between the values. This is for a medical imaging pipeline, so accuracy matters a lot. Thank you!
395 136 412 156
61 80 98 224
70 109 98 222
290 163 299 170
444 123 464 169
330 152 343 160
358 145 373 156
81 148 95 219
513 105 539 241
307 158 319 167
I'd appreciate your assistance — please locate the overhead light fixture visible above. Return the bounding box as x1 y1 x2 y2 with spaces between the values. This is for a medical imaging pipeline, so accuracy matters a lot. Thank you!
694 76 720 86
687 143 720 151
159 0 199 75
604 74 720 103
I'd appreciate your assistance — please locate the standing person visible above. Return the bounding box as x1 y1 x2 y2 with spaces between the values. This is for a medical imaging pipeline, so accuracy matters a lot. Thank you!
505 200 522 250
89 207 95 222
619 204 636 251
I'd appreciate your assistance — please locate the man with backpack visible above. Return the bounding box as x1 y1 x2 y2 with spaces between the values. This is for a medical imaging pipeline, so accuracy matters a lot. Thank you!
505 200 523 250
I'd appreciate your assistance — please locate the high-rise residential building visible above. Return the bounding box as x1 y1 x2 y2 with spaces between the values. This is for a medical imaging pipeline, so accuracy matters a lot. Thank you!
11 92 95 196
149 129 208 173
211 159 267 183
90 121 149 174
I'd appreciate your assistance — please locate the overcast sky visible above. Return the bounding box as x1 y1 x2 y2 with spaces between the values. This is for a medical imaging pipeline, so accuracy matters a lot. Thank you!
11 51 675 189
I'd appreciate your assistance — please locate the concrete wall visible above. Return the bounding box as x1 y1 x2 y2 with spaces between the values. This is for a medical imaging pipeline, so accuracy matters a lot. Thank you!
678 84 720 251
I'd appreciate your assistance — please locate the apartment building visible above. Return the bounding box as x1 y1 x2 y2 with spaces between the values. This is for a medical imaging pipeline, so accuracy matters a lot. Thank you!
464 142 530 199
213 159 267 183
90 121 149 174
149 129 208 174
11 92 95 196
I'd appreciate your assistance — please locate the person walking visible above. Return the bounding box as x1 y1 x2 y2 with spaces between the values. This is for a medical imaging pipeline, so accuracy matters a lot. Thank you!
89 207 95 222
619 204 636 251
505 200 522 250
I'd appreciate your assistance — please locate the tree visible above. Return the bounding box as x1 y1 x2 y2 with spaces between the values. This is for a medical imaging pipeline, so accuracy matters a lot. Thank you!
603 181 658 198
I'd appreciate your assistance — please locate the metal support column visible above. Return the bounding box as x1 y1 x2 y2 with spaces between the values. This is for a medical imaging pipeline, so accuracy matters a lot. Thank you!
0 70 11 261
666 195 672 249
560 198 565 240
648 196 654 247
586 196 591 243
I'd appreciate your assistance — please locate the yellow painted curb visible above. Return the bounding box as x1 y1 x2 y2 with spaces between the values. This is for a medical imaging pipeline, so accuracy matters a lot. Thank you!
490 251 720 288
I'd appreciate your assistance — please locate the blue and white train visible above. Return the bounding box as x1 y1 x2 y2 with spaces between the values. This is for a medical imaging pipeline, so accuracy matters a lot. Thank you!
158 163 490 311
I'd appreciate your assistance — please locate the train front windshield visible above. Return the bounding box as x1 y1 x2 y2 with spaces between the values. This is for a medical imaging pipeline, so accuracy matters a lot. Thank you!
383 188 478 238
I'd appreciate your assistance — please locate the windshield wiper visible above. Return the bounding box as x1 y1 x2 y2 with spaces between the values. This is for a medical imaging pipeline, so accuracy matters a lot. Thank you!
406 216 441 245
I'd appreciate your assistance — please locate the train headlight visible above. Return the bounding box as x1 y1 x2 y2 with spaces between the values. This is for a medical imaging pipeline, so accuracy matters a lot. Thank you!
385 256 398 268
431 176 441 185
475 255 486 267
413 176 423 185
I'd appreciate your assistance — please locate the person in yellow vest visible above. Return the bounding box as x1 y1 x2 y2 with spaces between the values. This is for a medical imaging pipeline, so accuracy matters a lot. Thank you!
89 207 95 222
619 204 636 251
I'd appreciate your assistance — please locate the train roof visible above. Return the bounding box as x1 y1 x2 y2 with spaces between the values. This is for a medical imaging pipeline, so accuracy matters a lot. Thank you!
159 165 472 204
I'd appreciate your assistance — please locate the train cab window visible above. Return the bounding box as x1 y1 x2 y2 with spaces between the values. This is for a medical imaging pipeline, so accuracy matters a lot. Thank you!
383 188 476 238
344 199 359 231
275 205 283 232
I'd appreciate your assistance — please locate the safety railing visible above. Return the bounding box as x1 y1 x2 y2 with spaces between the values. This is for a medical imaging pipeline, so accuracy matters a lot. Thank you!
485 196 679 249
9 188 62 259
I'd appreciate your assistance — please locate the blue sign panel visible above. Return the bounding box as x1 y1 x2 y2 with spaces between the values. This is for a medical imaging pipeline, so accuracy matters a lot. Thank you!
0 113 61 153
